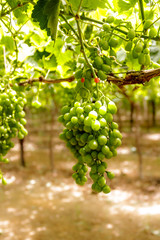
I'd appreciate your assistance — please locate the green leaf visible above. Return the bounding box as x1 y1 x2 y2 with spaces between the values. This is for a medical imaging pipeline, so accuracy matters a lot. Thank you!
44 0 61 41
43 54 57 70
6 0 29 24
31 0 61 40
68 0 108 11
117 0 137 11
1 36 15 52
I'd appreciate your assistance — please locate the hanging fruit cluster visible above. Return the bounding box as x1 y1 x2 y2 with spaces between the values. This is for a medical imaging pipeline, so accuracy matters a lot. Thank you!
59 90 122 194
0 85 28 167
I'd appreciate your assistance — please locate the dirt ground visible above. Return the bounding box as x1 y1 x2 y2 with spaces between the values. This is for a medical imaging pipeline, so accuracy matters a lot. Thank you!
0 121 160 240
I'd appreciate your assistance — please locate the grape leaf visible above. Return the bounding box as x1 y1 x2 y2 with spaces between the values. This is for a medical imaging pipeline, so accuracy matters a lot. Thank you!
68 0 107 11
6 0 29 23
31 0 61 40
117 0 137 11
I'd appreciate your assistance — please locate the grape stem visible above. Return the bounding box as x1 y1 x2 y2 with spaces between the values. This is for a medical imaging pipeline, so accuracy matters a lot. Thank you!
138 0 145 24
17 68 160 87
76 18 97 79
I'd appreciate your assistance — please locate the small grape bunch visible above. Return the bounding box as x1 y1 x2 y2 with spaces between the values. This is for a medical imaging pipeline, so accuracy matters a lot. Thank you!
58 97 122 194
0 86 28 168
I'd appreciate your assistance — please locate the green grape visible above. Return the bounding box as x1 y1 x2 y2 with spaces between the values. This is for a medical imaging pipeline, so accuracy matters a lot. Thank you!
149 28 157 38
98 165 106 174
127 29 135 39
105 150 113 159
135 42 143 53
111 129 122 139
91 164 97 173
103 185 111 194
91 120 100 131
101 145 110 155
111 122 118 129
84 116 92 126
95 100 102 109
91 151 98 159
98 135 107 145
94 56 103 69
101 64 111 73
83 154 93 165
125 41 132 51
92 183 102 193
103 23 111 31
138 53 145 65
100 40 109 50
107 101 117 114
98 152 105 161
143 20 152 30
74 102 81 108
104 113 113 123
71 116 78 124
76 107 84 114
99 106 107 115
145 54 151 66
64 113 71 121
89 139 98 150
98 176 106 187
89 110 98 119
106 15 114 23
98 70 107 80
99 118 107 127
109 38 118 48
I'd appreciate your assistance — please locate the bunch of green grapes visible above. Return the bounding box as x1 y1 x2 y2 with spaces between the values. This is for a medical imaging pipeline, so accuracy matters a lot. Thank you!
58 96 122 194
0 85 28 171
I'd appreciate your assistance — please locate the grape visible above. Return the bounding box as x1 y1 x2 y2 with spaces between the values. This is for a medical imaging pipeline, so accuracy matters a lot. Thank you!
59 95 122 194
103 23 111 31
76 107 84 114
91 120 100 131
103 185 111 194
89 110 98 119
98 165 106 174
138 53 145 65
99 106 107 115
98 176 106 187
106 15 114 23
127 29 135 39
98 135 107 145
109 38 118 48
95 100 102 109
143 20 152 30
107 171 115 179
149 28 157 38
99 118 107 127
84 116 92 126
94 56 103 69
107 101 117 114
101 64 111 73
71 116 78 124
98 70 107 80
125 41 132 51
89 139 98 150
0 85 28 177
135 42 143 53
100 40 109 50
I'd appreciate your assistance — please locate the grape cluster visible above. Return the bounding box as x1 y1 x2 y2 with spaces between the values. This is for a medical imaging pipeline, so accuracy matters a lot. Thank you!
0 86 28 165
59 98 122 194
